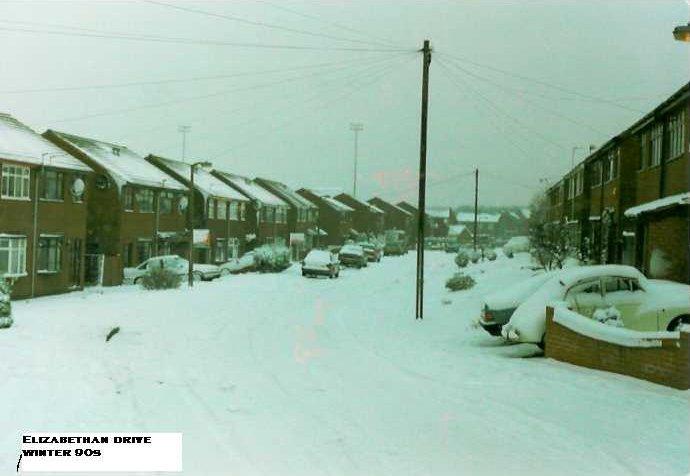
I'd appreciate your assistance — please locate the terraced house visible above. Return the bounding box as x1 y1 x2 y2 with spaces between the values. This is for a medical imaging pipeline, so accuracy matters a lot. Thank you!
334 192 385 236
296 188 354 245
146 155 251 264
0 114 92 298
544 81 689 283
44 131 187 286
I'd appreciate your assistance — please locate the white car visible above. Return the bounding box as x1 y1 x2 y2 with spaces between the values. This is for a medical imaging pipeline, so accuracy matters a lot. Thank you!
302 249 340 278
501 265 690 348
219 251 256 276
123 255 221 284
503 236 530 255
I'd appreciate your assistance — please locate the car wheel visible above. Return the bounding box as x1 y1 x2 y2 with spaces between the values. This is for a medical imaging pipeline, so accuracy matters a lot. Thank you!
133 277 142 285
220 268 231 277
537 334 546 351
668 315 690 331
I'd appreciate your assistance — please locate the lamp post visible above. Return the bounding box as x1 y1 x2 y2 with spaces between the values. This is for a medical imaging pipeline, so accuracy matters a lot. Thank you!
178 125 191 163
188 161 211 287
349 122 363 197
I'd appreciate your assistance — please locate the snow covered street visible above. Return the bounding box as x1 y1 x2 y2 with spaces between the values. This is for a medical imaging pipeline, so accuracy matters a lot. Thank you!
1 252 688 475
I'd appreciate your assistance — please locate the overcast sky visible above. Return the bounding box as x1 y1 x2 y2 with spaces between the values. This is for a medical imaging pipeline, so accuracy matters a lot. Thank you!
2 0 688 207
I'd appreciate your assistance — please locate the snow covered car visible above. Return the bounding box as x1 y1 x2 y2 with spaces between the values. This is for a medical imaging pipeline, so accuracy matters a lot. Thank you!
338 244 368 268
479 272 552 336
0 280 12 329
501 265 690 348
124 255 221 284
301 250 340 278
219 252 256 275
358 242 382 262
502 236 530 255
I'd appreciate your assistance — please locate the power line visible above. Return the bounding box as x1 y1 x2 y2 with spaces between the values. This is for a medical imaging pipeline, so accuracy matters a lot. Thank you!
437 49 645 114
143 0 402 49
0 24 411 52
48 53 408 124
0 56 391 94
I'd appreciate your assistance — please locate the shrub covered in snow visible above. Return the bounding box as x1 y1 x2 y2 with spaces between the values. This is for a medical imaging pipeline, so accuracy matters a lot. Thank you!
0 279 13 328
485 249 497 261
254 245 291 273
455 252 469 268
468 250 481 263
445 273 476 291
140 267 182 290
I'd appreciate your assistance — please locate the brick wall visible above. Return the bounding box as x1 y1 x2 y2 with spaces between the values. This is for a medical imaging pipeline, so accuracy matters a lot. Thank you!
545 307 690 390
643 209 690 283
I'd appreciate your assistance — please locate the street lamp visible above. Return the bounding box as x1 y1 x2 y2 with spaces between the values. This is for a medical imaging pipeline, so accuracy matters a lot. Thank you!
349 122 363 197
188 160 211 287
674 22 690 42
178 125 191 163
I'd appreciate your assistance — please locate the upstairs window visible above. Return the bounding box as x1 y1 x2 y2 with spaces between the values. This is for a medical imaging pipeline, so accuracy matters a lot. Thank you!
41 170 64 200
638 131 650 170
1 164 30 199
605 149 619 183
159 191 174 214
668 109 686 160
229 201 239 220
216 200 228 220
650 123 663 167
590 161 602 187
123 187 134 211
135 189 154 213
240 202 247 221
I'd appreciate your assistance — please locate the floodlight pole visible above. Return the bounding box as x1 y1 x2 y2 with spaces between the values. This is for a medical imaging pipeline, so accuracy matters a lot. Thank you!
350 123 363 197
415 40 432 321
179 125 191 163
188 161 211 287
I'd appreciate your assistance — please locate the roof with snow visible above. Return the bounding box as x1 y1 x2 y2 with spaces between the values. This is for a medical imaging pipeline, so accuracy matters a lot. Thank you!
624 193 690 217
302 188 355 212
0 114 91 172
521 208 531 219
368 197 413 216
426 208 450 219
148 156 247 201
456 212 500 223
47 131 184 191
448 224 470 236
213 171 287 207
334 192 384 214
322 196 354 212
254 178 317 209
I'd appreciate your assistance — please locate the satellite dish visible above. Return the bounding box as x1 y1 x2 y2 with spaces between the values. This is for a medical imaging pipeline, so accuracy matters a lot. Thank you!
71 177 85 197
178 196 188 211
95 175 110 190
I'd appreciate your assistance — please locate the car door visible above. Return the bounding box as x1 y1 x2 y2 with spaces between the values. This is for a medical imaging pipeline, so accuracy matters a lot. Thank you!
564 278 605 318
602 277 652 330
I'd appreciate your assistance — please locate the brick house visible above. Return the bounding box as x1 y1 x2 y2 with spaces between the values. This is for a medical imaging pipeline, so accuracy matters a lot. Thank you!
495 210 529 244
367 197 414 239
451 210 501 247
296 188 354 245
424 207 451 237
333 192 384 236
146 155 251 264
447 224 473 245
254 177 319 260
44 130 187 286
0 114 92 298
211 171 289 248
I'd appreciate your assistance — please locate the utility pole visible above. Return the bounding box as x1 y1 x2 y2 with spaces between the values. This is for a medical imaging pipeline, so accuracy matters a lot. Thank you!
350 122 363 197
415 39 432 321
473 168 479 252
178 125 191 163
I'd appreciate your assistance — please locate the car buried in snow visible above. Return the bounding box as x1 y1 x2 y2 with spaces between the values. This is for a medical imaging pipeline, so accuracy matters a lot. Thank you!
478 272 553 336
338 244 368 268
123 255 221 284
301 249 340 278
218 251 257 275
358 242 382 262
501 265 690 348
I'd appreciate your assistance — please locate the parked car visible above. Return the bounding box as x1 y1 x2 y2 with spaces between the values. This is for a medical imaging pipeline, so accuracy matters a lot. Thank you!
503 236 530 255
338 244 368 268
124 255 221 284
219 251 256 275
358 242 382 262
444 240 460 253
302 250 340 278
478 272 552 336
501 265 690 348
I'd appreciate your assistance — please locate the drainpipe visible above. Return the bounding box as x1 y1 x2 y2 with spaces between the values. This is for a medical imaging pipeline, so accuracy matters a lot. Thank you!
30 161 42 298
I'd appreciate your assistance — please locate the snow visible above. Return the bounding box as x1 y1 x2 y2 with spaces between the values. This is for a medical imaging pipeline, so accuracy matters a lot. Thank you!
0 114 91 172
210 171 286 207
425 208 449 219
255 178 317 209
455 212 500 223
624 192 690 217
554 305 678 347
447 224 468 236
322 196 354 212
152 156 247 201
49 131 185 191
0 253 687 475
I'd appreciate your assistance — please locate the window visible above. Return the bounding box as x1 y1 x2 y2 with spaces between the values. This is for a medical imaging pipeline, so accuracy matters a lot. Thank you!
158 241 172 256
605 149 619 182
214 238 226 262
136 240 152 264
135 189 154 213
575 169 583 196
159 191 174 214
0 236 27 277
590 161 602 187
262 206 274 222
240 202 246 221
229 202 239 220
123 187 134 211
38 235 62 273
41 170 63 200
650 123 663 167
1 164 31 199
638 131 650 170
216 200 227 220
668 109 686 160
227 238 240 259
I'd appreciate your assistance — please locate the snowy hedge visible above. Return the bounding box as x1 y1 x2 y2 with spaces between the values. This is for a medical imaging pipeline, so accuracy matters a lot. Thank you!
254 245 291 273
445 273 476 291
0 280 13 329
455 252 469 268
140 267 182 290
